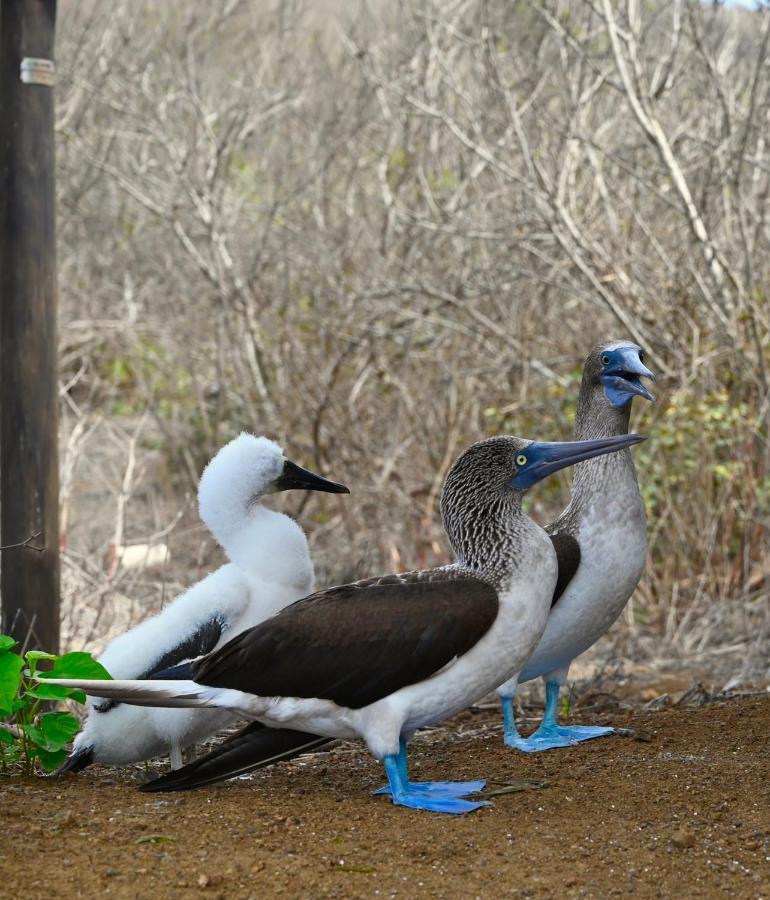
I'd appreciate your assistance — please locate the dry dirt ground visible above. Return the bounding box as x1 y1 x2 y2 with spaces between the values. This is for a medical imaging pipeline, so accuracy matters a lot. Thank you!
1 695 768 899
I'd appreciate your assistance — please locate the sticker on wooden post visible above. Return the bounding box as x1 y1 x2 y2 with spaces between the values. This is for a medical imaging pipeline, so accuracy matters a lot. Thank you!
20 58 55 87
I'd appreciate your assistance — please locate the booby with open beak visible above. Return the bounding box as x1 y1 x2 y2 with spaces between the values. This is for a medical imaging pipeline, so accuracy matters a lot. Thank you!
498 341 655 751
57 433 348 774
45 432 643 812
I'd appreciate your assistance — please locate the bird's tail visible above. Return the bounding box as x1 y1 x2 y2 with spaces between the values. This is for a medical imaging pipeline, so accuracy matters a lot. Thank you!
140 723 332 793
38 678 231 710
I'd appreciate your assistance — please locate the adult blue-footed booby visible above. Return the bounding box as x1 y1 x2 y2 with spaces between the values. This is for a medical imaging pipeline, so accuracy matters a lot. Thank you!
44 432 643 814
57 433 348 774
498 341 655 752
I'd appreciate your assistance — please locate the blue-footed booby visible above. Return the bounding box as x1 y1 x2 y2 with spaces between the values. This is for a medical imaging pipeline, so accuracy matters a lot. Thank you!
44 432 644 814
57 433 348 774
498 341 655 752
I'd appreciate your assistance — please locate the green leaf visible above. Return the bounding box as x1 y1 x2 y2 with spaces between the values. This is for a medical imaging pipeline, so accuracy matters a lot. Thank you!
25 722 45 746
24 683 86 704
0 651 24 715
38 652 112 681
33 747 67 772
0 726 16 745
0 635 18 652
1 745 21 763
25 650 57 662
135 835 175 845
26 711 80 752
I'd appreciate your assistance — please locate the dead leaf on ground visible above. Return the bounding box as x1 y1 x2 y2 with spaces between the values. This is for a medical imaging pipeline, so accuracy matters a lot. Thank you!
477 779 547 798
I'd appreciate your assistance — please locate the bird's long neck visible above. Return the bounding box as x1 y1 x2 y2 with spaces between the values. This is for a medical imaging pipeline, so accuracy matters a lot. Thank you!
570 382 639 510
201 489 314 595
224 506 314 594
443 492 543 587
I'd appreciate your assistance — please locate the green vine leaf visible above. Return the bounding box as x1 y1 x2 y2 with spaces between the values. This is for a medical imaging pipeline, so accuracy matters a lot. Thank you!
0 652 24 716
33 747 68 772
38 652 113 681
25 650 57 662
26 711 80 752
25 683 86 704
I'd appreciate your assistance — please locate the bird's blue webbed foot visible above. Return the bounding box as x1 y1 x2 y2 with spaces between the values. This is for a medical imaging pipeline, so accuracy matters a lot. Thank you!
390 788 488 815
502 684 615 753
373 779 486 797
523 721 614 750
375 744 488 814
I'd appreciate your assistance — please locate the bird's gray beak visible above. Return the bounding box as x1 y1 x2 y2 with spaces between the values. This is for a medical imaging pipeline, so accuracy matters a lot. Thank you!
521 434 647 487
272 459 350 494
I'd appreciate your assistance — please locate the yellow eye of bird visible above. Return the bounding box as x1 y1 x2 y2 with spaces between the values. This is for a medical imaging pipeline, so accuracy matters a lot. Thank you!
516 454 527 467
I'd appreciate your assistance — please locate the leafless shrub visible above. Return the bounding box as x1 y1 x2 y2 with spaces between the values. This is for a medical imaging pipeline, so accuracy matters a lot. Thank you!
54 0 769 683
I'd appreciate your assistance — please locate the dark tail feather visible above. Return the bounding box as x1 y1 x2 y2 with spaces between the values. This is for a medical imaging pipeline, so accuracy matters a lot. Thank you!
149 661 195 680
139 724 332 793
54 746 95 776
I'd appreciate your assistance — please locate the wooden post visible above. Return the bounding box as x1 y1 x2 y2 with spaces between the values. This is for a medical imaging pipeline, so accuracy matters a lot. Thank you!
0 0 60 652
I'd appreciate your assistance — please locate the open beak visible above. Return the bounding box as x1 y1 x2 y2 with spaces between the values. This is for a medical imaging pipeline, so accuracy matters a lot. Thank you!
604 349 656 402
54 745 95 776
525 434 646 485
603 375 655 402
272 459 350 494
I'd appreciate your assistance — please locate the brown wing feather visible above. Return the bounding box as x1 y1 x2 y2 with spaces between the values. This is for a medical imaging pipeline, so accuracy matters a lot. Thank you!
192 570 499 709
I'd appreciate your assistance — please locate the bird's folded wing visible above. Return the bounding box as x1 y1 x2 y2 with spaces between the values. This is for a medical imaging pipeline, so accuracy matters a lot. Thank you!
144 615 225 677
192 570 500 710
548 532 581 607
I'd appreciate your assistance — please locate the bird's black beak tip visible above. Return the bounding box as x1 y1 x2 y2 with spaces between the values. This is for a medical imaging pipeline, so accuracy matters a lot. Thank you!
274 459 350 495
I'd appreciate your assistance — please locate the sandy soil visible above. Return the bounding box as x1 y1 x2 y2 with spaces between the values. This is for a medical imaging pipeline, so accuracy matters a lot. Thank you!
1 695 768 899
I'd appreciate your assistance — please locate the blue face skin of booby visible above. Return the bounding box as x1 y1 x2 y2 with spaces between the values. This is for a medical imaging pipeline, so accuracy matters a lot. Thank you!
510 434 647 490
600 345 656 408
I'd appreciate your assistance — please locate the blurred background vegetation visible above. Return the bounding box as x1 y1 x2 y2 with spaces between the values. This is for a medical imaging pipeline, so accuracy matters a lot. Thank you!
54 0 769 685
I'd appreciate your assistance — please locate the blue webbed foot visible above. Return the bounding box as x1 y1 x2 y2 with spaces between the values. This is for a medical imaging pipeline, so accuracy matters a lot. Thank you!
378 745 487 814
510 723 615 752
504 729 544 753
502 682 615 752
373 778 486 797
530 723 614 750
389 788 488 815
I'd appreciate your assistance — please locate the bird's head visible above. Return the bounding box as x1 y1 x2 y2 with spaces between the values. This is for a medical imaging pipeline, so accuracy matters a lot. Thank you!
198 433 348 546
200 433 348 503
585 341 656 409
441 432 646 564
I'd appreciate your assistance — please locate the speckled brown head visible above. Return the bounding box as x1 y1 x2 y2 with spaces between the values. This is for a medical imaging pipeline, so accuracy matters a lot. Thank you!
440 433 645 572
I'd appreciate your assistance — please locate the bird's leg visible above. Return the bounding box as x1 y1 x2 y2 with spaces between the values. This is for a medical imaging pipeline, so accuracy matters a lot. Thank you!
508 673 615 752
501 693 535 750
169 744 183 770
374 739 487 812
